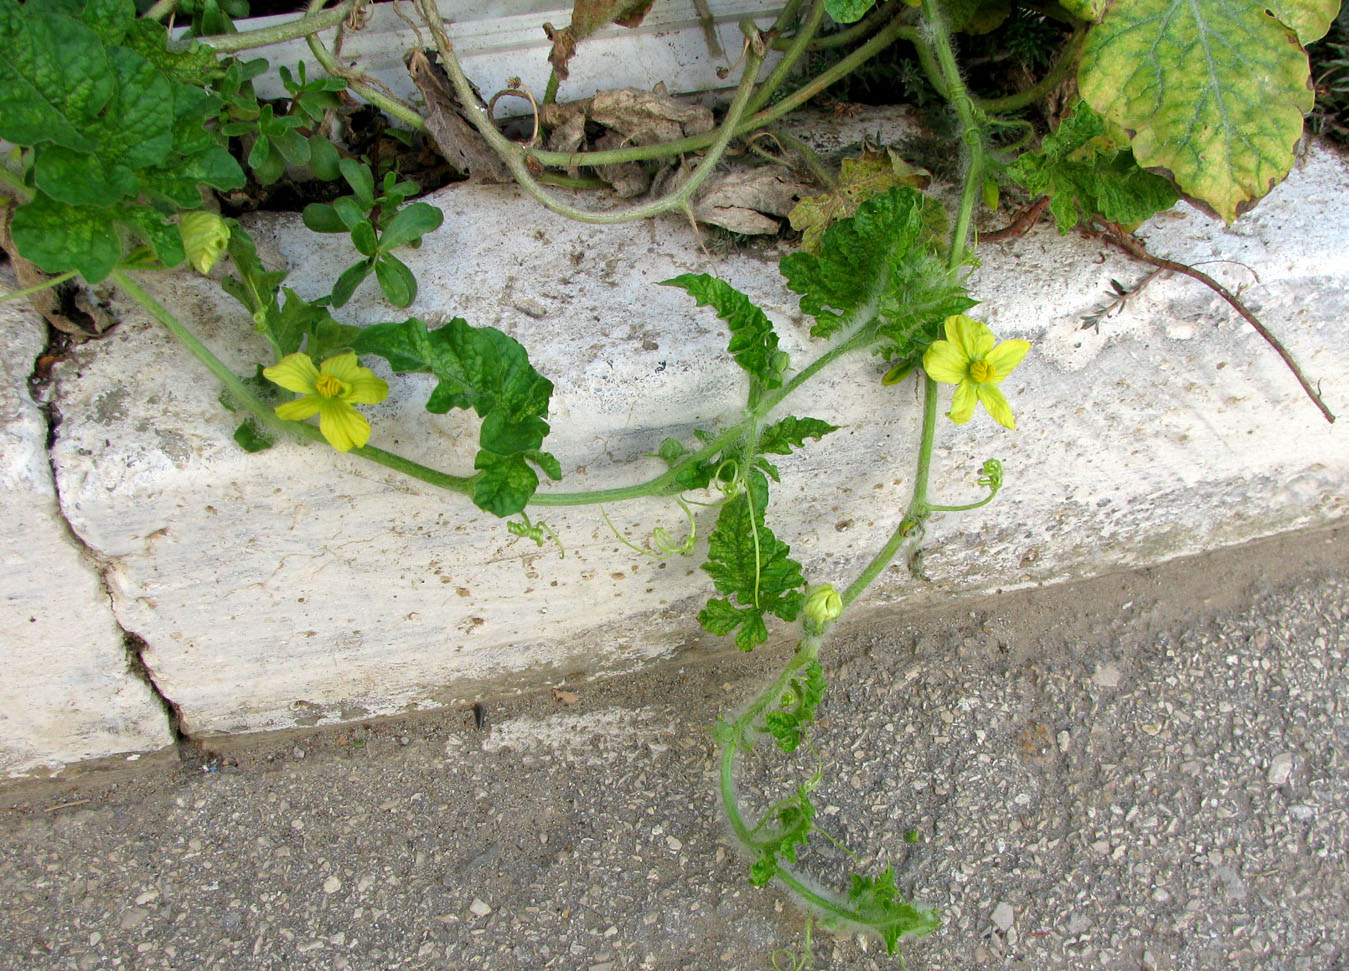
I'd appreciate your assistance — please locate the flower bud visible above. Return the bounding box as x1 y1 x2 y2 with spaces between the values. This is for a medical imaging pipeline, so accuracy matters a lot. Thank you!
802 583 843 632
178 211 230 275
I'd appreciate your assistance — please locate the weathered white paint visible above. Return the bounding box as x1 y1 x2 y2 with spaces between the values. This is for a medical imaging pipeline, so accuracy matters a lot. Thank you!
26 120 1349 753
0 299 174 777
242 0 787 109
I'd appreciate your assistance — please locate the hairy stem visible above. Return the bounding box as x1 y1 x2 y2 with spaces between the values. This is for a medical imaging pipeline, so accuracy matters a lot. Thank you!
415 0 764 225
111 271 477 497
193 1 356 52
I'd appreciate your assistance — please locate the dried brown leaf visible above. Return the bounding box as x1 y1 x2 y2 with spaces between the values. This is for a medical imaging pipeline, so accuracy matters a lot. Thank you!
407 50 512 182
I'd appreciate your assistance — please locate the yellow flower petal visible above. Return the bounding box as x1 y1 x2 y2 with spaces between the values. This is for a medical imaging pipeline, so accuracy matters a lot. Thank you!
317 398 371 451
319 352 364 382
949 380 977 424
984 338 1031 382
944 315 994 361
264 353 320 395
976 383 1016 429
923 340 969 384
344 373 389 405
275 396 321 421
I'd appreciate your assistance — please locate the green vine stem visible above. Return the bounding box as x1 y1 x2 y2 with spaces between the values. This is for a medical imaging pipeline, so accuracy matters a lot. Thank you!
193 1 357 53
413 0 764 225
744 0 828 118
111 271 477 497
0 270 78 303
141 0 175 23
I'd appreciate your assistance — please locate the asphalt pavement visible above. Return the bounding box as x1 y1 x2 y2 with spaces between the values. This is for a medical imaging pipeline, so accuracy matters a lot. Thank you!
2 524 1346 971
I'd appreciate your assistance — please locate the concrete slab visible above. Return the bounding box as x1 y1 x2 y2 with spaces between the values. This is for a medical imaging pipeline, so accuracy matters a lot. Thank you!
0 299 174 777
44 122 1349 743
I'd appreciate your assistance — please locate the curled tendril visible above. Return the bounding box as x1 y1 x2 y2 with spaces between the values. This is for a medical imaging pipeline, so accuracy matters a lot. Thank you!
506 513 564 558
924 458 1004 514
771 917 814 971
601 498 697 559
978 458 1003 492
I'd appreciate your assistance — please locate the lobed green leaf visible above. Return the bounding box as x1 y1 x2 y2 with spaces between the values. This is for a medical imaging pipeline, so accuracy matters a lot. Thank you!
661 273 784 389
780 187 974 360
1009 100 1180 233
700 473 805 650
756 416 839 456
352 317 558 516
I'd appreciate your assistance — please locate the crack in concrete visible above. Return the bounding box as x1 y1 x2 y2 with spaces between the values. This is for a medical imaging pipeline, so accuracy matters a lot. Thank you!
28 335 205 763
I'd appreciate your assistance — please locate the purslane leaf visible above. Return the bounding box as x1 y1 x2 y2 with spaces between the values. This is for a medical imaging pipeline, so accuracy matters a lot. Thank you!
1009 100 1180 233
1078 0 1315 222
781 187 975 360
661 273 784 389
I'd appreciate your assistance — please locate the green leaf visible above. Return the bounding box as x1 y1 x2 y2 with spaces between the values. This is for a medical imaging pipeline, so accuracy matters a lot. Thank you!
780 187 974 359
757 416 839 456
351 316 557 516
747 786 817 886
761 659 825 753
374 253 417 307
824 0 875 24
123 206 184 267
788 148 929 254
36 147 138 207
1078 0 1316 222
699 474 805 651
80 0 134 45
307 136 341 181
9 193 121 282
302 203 347 234
350 220 378 257
329 259 372 307
233 419 275 452
472 451 540 518
339 157 375 207
1057 0 1105 20
846 867 941 952
0 3 112 152
221 225 287 324
380 202 443 250
331 196 367 230
1267 0 1340 44
1009 100 1180 233
661 274 783 389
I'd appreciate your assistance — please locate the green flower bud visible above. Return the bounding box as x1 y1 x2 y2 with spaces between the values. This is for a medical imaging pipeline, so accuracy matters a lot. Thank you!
178 211 231 275
802 583 843 632
881 359 916 386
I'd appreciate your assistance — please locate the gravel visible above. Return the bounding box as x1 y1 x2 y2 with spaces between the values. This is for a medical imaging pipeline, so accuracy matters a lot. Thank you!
1 525 1346 971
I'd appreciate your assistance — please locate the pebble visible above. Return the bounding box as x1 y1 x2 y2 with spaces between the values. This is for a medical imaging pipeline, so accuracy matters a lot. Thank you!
119 907 149 930
991 901 1014 932
469 898 492 917
1267 752 1294 785
1092 663 1122 688
323 876 342 894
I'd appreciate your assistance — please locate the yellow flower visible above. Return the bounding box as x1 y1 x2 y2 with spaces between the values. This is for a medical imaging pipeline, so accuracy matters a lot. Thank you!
263 352 388 451
922 315 1030 429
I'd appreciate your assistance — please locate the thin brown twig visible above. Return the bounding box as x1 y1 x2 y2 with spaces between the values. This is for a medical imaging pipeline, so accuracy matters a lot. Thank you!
982 195 1049 242
1090 220 1335 424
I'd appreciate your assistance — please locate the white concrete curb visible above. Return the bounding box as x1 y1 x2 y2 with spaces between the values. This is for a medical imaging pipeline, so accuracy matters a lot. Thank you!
6 124 1347 774
0 297 173 777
